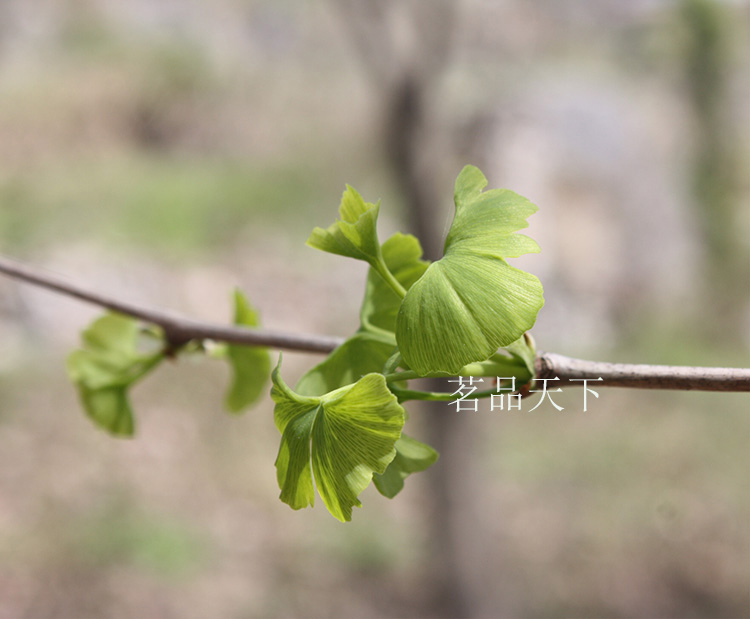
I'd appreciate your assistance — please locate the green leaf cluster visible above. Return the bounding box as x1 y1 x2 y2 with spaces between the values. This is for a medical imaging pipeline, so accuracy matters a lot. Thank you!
65 164 543 522
68 290 270 437
267 164 543 520
287 230 434 516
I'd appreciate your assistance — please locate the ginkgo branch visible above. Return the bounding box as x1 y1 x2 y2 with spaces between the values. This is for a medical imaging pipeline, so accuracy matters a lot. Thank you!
0 255 342 354
1 255 749 392
536 352 750 392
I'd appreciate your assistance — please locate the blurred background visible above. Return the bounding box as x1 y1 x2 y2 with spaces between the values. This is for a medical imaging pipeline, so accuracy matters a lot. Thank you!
0 0 748 617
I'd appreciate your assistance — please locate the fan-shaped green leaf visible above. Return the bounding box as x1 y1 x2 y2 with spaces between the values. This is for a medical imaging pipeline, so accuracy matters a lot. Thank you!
504 333 537 381
272 362 404 522
373 434 439 498
76 385 135 436
295 332 395 397
396 165 544 375
67 313 164 436
225 289 271 412
306 185 382 263
360 233 429 335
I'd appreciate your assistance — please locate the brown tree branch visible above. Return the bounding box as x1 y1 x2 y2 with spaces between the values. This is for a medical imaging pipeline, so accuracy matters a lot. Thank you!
537 352 750 392
0 255 343 354
1 255 749 391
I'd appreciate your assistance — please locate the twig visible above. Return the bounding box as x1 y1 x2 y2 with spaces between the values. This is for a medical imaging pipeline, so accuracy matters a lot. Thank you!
537 351 750 392
1 255 749 391
0 255 343 354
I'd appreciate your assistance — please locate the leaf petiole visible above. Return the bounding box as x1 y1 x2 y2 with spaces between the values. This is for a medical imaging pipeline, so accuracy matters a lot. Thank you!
372 258 407 299
382 351 403 376
383 358 530 385
390 385 498 402
383 370 421 383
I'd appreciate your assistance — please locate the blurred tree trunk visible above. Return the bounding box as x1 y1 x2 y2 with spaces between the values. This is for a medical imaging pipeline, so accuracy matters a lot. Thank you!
383 71 474 619
332 2 479 616
681 0 748 339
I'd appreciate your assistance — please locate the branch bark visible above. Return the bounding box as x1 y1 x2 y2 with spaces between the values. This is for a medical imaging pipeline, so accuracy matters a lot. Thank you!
537 351 750 392
1 255 749 392
0 255 343 354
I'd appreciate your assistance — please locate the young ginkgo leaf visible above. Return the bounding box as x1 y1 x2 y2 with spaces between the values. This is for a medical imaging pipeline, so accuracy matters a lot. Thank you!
396 165 544 375
504 333 537 382
295 331 396 397
271 361 405 522
373 434 439 499
360 233 429 336
225 289 271 412
296 233 428 398
67 313 164 436
306 185 382 264
294 232 439 501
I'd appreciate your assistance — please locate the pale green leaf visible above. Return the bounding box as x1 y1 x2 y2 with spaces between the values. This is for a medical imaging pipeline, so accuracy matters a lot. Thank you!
306 185 382 263
225 289 271 412
295 233 427 397
271 362 404 522
67 313 163 436
373 434 439 498
295 332 395 397
469 334 537 387
360 232 429 335
77 385 135 436
396 165 544 375
504 333 537 381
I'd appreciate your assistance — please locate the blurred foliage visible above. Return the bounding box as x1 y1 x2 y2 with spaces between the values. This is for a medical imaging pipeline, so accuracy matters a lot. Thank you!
0 156 327 255
70 501 208 579
680 0 748 335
